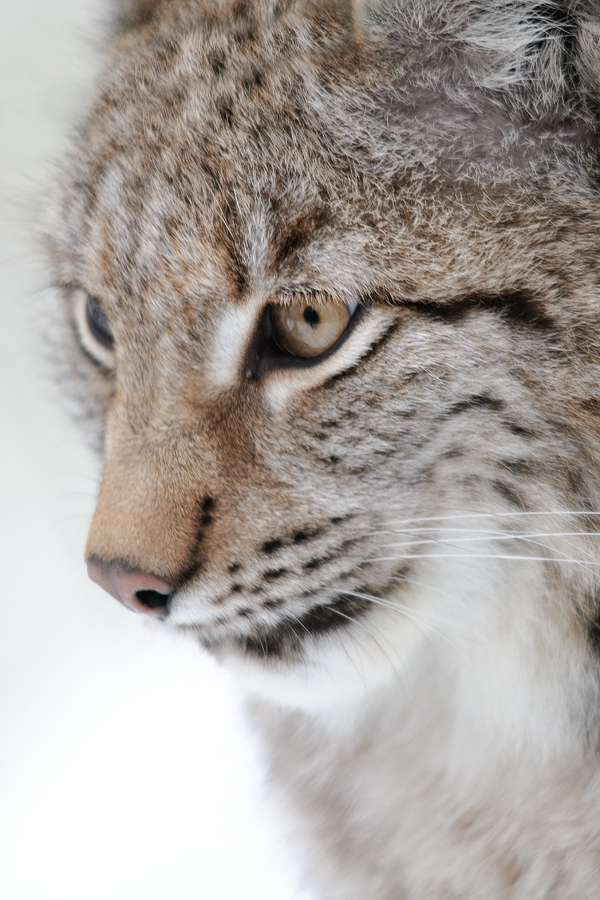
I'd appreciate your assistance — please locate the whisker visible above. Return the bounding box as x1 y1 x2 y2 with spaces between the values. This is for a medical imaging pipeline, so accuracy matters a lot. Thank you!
328 607 405 683
341 588 483 640
369 552 511 595
380 511 600 528
386 572 451 599
337 589 467 654
373 530 600 539
380 534 600 561
390 588 485 638
368 553 600 567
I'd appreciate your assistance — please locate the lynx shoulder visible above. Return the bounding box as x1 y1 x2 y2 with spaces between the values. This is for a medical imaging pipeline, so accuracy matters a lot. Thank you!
50 1 600 896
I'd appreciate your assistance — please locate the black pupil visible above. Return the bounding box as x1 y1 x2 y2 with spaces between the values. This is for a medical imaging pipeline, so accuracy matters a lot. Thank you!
303 306 320 328
86 295 114 350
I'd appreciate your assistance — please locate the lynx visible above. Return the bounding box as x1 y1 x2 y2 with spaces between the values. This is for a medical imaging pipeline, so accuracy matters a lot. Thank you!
49 0 600 896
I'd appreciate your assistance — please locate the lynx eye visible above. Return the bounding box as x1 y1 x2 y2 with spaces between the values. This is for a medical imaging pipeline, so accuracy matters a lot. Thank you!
271 295 356 359
74 289 115 368
86 294 114 350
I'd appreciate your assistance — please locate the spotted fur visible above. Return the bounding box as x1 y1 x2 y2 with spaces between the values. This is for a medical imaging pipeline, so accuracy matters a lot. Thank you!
50 0 600 896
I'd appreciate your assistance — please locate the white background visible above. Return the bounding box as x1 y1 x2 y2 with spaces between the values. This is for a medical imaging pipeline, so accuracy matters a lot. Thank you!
0 2 309 897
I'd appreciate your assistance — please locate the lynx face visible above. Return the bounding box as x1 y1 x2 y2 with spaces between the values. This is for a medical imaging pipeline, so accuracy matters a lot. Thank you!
51 0 600 711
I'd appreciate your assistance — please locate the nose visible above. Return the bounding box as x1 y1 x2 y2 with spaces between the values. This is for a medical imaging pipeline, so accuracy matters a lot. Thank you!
87 558 174 617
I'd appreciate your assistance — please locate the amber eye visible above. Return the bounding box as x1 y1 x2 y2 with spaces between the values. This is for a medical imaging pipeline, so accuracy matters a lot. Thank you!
271 296 355 359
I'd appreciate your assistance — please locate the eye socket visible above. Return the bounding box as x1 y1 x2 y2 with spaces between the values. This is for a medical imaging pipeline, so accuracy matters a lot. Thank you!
271 294 356 359
74 289 115 368
86 295 114 350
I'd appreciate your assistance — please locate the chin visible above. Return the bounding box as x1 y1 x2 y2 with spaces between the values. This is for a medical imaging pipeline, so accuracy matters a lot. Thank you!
193 605 426 715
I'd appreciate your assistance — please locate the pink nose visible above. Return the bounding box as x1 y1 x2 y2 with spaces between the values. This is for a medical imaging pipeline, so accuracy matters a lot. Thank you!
87 559 174 617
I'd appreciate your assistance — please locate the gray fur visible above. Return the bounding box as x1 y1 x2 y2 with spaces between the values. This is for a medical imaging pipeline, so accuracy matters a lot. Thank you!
49 0 600 895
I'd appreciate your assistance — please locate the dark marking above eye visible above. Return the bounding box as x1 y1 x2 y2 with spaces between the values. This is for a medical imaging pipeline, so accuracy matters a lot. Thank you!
270 207 332 270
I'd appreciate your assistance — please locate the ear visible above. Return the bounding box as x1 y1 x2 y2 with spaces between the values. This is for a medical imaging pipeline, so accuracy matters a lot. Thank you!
366 0 600 127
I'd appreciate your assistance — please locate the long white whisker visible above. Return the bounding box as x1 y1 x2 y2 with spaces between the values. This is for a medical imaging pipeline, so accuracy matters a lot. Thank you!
379 534 600 564
387 572 451 598
388 572 485 618
375 553 511 595
342 588 483 640
338 590 467 655
328 608 406 684
380 511 600 528
373 530 600 539
369 554 600 566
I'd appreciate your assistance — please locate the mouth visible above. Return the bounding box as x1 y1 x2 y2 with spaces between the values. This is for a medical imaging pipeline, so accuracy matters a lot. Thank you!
174 592 371 661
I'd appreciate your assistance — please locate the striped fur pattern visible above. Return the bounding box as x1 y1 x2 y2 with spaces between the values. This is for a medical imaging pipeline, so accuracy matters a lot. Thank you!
49 0 600 895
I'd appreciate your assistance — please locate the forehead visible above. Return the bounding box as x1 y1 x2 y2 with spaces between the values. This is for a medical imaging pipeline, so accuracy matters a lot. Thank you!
65 9 379 308
56 3 570 323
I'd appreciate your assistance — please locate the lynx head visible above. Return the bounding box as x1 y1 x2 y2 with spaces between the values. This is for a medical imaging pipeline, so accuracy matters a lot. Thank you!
49 0 600 719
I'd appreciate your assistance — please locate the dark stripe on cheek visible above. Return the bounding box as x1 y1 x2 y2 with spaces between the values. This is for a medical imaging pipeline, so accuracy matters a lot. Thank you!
444 395 504 417
492 480 524 508
239 594 369 660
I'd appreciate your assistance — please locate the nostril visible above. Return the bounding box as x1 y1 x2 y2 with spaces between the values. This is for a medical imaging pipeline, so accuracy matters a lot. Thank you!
135 589 173 611
87 558 175 617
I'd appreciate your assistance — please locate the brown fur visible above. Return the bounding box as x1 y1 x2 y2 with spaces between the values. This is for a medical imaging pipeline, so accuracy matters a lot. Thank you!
49 1 600 896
